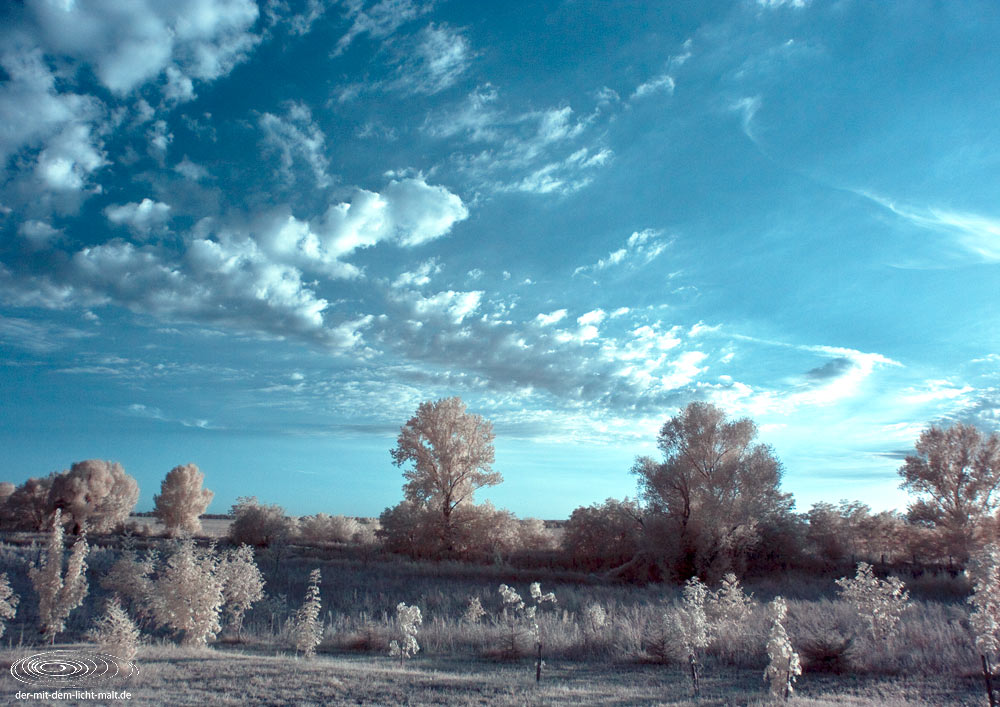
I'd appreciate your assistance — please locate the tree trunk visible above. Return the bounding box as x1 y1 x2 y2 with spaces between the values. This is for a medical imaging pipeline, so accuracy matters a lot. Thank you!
983 653 997 707
688 652 700 698
536 642 543 682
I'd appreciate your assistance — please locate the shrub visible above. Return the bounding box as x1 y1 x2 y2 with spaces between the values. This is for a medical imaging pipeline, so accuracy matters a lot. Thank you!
153 463 214 537
30 510 89 643
218 544 265 639
297 513 363 544
388 602 422 664
228 497 296 547
90 599 140 660
462 596 486 624
836 562 910 642
669 577 713 697
708 572 755 625
100 543 157 625
0 572 19 638
292 568 323 657
968 543 1000 666
152 539 224 647
764 596 802 700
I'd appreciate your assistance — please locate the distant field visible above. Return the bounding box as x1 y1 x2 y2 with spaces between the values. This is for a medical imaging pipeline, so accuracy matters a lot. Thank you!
129 515 234 538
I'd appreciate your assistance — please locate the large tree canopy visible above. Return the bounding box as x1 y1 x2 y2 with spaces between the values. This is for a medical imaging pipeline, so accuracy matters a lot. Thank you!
899 422 1000 563
632 401 791 579
389 396 500 553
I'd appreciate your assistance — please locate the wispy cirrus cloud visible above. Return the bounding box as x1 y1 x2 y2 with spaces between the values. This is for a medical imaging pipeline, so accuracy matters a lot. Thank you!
859 190 1000 263
574 229 669 277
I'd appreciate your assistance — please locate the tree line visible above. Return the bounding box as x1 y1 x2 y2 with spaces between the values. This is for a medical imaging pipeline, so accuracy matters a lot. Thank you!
2 396 998 583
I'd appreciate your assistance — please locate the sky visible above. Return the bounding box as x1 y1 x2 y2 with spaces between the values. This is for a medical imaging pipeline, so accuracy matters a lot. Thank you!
1 0 998 519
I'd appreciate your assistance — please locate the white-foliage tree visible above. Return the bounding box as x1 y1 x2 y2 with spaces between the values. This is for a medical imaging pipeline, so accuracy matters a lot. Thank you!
100 538 157 623
297 513 363 544
152 539 224 647
764 596 801 701
669 577 713 697
388 602 422 665
90 599 140 660
497 582 556 679
0 573 19 638
708 572 755 625
48 459 140 534
29 510 89 644
153 463 214 537
218 544 265 639
292 568 323 657
462 596 486 624
969 542 1000 698
390 397 501 555
835 562 910 642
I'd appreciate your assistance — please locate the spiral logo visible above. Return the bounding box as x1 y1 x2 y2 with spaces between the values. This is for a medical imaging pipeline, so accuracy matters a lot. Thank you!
10 650 139 687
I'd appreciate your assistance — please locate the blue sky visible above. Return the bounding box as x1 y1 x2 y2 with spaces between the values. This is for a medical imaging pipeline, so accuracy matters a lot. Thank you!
1 0 998 519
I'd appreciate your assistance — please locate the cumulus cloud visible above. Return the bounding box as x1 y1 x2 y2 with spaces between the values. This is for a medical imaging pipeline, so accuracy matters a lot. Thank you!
104 198 172 235
535 309 567 326
392 258 441 288
574 228 668 276
26 0 261 96
34 123 107 192
18 220 61 249
174 157 210 181
631 74 675 100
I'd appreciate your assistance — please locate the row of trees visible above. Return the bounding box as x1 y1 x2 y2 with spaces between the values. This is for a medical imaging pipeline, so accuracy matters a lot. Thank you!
381 397 1000 579
0 461 214 537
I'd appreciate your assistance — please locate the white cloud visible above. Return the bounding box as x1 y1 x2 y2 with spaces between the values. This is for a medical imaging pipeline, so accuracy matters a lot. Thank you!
631 74 675 100
104 198 172 235
574 228 668 276
333 0 428 56
18 220 61 249
174 156 210 181
401 23 472 95
259 102 331 188
757 0 810 8
859 191 1000 263
392 258 441 288
26 0 261 96
408 290 483 324
34 123 107 192
577 309 606 326
535 309 567 326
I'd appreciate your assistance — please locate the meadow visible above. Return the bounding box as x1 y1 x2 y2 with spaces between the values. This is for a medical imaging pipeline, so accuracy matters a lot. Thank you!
0 521 990 705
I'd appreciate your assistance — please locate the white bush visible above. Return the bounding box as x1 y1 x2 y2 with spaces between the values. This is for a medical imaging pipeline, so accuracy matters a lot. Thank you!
969 543 1000 659
292 568 323 657
152 539 223 647
708 572 755 624
388 602 422 663
218 544 265 639
764 596 801 700
90 599 140 660
30 510 89 643
461 596 485 624
0 572 19 638
836 562 910 642
100 544 156 622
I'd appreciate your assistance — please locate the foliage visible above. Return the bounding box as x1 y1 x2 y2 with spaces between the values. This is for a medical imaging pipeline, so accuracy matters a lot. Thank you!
632 402 792 580
764 596 801 700
152 539 224 646
836 562 910 642
292 568 323 657
496 582 556 658
90 599 140 661
899 422 1000 563
968 543 1000 658
462 596 486 624
29 510 89 642
153 463 214 537
562 497 643 571
708 572 755 625
0 572 19 638
218 544 265 639
297 513 364 544
389 397 500 554
2 475 53 530
671 577 713 659
48 459 140 534
228 496 296 547
100 539 157 623
388 602 422 663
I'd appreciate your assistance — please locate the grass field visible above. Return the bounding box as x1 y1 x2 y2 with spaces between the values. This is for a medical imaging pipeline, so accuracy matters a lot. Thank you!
0 644 986 706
